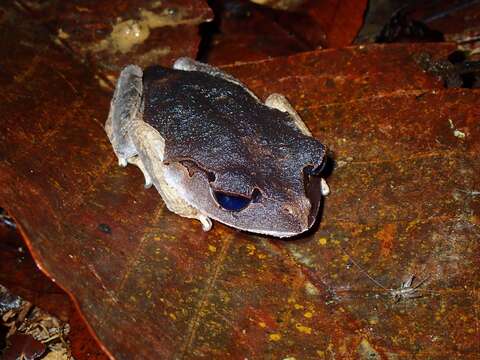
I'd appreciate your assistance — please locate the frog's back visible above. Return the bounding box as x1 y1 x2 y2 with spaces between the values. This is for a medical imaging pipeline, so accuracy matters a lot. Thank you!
141 65 323 178
142 66 298 140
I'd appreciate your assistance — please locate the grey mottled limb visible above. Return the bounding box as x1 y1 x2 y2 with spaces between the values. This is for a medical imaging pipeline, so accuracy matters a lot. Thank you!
105 65 143 166
265 93 312 137
129 121 213 230
127 156 153 188
173 57 259 101
266 93 330 196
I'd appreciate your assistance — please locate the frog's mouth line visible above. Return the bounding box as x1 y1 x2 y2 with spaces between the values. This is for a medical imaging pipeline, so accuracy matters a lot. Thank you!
164 158 325 237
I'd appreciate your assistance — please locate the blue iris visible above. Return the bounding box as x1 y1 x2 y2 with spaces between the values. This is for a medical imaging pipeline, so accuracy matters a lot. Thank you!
214 191 251 212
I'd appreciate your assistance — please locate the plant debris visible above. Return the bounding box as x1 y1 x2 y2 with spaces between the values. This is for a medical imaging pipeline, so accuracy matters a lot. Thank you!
0 285 73 360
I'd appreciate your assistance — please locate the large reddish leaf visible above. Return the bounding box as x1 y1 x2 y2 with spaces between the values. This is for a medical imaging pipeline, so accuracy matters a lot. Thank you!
412 1 480 55
200 0 312 65
1 4 479 358
273 0 369 48
0 222 109 359
15 0 212 79
203 0 368 66
0 224 71 320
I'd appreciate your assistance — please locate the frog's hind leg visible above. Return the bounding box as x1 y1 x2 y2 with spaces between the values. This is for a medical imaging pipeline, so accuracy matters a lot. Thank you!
265 93 312 136
129 121 213 231
106 65 153 188
173 57 259 101
105 65 144 167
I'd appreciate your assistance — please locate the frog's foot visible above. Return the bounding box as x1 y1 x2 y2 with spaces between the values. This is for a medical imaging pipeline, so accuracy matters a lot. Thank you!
118 157 128 167
265 93 312 137
198 215 213 231
127 155 153 188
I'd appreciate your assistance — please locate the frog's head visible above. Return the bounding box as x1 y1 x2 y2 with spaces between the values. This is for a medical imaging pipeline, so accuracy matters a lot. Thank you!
162 135 329 238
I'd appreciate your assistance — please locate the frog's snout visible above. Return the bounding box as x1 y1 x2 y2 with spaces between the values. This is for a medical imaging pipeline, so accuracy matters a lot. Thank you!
281 200 315 233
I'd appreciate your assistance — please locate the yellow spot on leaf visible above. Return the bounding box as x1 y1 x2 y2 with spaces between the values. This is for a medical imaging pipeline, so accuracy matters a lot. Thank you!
318 237 328 245
208 244 217 252
90 9 206 54
375 223 396 258
303 311 313 318
470 215 480 225
169 313 176 320
294 303 304 310
57 28 70 39
269 333 281 341
295 323 312 334
246 244 256 255
259 322 266 328
342 254 349 262
406 219 421 231
257 253 267 259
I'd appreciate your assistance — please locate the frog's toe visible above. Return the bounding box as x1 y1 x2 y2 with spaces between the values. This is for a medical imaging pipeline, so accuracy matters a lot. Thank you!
144 176 153 189
321 178 330 196
118 158 128 167
199 215 212 231
126 156 153 188
139 167 153 188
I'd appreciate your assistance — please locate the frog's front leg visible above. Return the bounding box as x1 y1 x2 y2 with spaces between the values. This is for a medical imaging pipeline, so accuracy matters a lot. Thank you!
265 93 330 196
105 65 152 188
126 156 153 188
265 93 312 137
129 121 213 231
106 65 143 166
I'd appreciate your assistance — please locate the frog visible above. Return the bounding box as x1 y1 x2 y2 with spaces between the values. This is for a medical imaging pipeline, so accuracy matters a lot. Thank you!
105 57 329 237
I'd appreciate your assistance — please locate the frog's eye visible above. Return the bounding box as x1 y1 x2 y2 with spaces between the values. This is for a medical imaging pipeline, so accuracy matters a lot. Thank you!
213 191 251 211
212 188 261 212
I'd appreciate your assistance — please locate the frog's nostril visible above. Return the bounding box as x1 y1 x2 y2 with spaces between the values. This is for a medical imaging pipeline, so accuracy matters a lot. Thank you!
252 188 262 203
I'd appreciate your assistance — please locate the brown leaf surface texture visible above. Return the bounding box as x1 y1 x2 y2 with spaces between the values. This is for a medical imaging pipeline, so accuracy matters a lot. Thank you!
273 0 369 48
15 0 212 82
0 5 479 358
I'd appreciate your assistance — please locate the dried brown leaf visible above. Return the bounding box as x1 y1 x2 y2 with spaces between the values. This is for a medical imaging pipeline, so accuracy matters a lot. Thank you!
3 333 46 360
0 5 479 359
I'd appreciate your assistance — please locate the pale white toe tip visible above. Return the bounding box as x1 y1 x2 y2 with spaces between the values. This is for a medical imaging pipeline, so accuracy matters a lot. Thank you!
321 178 330 196
199 216 213 231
